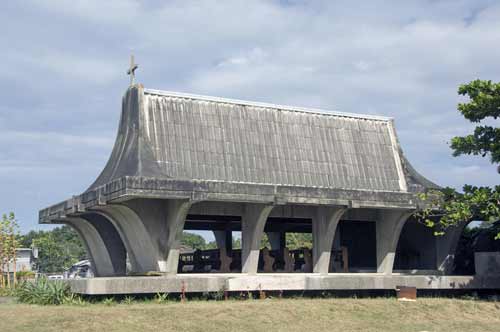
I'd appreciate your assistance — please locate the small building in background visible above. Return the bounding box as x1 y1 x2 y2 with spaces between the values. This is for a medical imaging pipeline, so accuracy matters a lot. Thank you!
2 248 38 278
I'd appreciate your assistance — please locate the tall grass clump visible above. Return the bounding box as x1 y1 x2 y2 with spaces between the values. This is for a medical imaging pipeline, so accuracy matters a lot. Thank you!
16 277 71 305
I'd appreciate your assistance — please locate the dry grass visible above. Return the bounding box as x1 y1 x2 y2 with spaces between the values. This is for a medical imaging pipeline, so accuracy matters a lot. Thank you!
1 297 499 332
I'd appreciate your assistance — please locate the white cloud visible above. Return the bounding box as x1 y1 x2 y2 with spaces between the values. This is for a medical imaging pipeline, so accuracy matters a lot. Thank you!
1 0 500 231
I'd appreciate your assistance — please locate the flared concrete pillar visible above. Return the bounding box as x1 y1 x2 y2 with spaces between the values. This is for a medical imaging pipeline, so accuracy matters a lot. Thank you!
376 209 413 274
266 232 285 251
92 205 158 273
436 221 468 274
312 206 347 274
80 214 127 275
92 199 192 274
64 217 125 277
241 204 274 274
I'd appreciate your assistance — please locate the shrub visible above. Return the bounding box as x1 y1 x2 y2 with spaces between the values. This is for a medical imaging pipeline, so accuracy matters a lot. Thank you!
16 271 36 282
121 296 135 305
154 292 169 304
16 277 71 305
101 297 116 306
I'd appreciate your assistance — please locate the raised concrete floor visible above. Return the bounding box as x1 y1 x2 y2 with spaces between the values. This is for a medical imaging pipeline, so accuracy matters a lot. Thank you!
68 273 500 295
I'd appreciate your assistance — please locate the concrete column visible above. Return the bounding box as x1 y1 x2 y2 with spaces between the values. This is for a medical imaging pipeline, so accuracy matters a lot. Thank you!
92 198 192 274
266 232 285 251
159 199 193 273
213 230 233 253
312 206 347 274
376 209 413 274
241 204 274 274
436 221 468 274
64 217 118 277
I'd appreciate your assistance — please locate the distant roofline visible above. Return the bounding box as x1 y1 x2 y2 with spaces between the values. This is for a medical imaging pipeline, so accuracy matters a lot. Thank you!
143 88 393 122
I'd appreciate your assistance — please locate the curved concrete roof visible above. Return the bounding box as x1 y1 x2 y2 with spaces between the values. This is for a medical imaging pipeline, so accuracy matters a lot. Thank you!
89 85 431 193
40 84 438 223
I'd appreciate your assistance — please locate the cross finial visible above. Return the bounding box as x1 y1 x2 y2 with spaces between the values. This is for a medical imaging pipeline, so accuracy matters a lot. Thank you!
127 54 139 86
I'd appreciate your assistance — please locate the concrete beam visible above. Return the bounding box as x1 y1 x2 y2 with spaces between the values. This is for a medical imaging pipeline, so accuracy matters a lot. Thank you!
241 204 274 274
64 217 117 277
66 274 500 295
376 210 414 274
312 206 347 274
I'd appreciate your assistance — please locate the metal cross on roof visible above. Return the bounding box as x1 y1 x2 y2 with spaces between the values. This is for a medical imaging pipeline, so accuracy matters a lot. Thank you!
127 55 139 85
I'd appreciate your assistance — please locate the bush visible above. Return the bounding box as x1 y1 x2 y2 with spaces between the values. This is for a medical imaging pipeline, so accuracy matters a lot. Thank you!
16 277 71 305
16 271 36 282
0 287 15 297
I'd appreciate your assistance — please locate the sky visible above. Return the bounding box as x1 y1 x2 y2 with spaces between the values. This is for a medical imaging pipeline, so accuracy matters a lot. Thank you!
0 0 499 234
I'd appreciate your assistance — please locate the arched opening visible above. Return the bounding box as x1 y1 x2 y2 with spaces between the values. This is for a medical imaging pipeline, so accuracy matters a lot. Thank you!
68 213 128 277
335 220 377 272
179 213 242 273
394 217 437 272
453 221 500 275
261 219 313 273
394 218 500 275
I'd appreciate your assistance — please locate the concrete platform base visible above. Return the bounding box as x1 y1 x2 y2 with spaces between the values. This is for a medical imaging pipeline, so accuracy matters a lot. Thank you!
67 273 500 295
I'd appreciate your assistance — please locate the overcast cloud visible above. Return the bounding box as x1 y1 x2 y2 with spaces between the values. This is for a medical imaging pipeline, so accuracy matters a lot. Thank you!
1 0 499 232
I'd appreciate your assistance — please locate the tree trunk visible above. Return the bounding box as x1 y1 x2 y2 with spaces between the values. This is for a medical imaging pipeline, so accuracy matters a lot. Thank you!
12 246 16 287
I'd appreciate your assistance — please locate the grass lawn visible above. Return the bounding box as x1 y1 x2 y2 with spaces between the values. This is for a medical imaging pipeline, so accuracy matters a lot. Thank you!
0 297 499 332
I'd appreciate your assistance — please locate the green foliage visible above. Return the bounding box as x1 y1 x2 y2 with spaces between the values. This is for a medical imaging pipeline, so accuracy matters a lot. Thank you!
19 226 87 273
457 80 500 123
16 270 36 281
121 296 135 305
232 237 241 249
181 232 207 249
452 79 500 168
416 186 500 238
0 212 20 288
417 79 500 237
0 287 15 297
16 277 71 305
286 233 313 249
154 292 169 304
101 297 116 306
63 293 87 306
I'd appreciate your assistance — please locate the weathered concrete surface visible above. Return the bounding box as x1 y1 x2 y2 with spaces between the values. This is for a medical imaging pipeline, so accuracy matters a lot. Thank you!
436 221 468 274
40 85 440 226
63 218 118 277
475 252 500 276
90 199 192 274
67 273 500 295
241 204 274 274
312 206 347 274
38 85 447 293
376 210 413 274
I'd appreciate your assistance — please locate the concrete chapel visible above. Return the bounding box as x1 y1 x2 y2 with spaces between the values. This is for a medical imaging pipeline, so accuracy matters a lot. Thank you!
39 77 499 294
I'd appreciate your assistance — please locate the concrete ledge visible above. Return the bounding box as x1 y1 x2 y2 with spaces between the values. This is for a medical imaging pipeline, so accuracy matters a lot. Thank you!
67 273 500 295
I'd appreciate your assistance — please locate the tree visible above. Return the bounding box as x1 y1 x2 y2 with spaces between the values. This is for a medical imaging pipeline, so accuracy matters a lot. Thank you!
19 226 87 273
0 213 19 288
286 233 312 249
417 80 500 238
181 232 207 249
450 79 500 170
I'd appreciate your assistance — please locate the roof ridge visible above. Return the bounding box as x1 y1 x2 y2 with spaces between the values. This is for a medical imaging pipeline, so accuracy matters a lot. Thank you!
143 88 393 122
